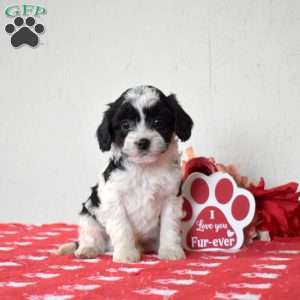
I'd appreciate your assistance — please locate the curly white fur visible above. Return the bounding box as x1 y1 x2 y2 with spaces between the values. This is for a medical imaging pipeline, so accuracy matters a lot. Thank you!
75 139 184 263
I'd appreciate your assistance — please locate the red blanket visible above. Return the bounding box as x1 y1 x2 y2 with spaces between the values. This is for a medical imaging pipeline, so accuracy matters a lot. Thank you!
0 224 299 299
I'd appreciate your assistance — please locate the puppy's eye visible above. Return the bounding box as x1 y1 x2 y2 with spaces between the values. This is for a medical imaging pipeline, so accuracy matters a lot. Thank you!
152 119 162 127
120 120 134 131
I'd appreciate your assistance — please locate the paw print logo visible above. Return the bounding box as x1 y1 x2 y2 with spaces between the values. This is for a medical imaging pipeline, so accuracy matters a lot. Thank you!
5 17 44 48
181 172 255 251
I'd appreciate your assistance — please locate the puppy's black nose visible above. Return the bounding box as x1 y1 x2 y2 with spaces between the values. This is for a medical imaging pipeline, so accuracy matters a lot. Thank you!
135 138 151 151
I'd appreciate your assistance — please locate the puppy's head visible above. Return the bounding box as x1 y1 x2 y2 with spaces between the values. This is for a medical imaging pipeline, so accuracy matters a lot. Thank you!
96 86 193 164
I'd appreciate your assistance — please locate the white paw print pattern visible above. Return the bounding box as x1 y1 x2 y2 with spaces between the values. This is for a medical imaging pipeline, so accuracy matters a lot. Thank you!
0 223 299 299
182 172 255 251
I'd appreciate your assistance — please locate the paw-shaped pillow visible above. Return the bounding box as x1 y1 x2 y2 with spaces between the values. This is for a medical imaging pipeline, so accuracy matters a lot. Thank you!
181 172 255 251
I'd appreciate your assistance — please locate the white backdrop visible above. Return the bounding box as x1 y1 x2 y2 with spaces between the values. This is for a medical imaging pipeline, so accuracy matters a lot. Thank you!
1 0 300 223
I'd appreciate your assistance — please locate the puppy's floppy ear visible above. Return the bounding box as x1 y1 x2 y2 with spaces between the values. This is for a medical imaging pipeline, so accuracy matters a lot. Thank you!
96 104 114 152
166 94 193 142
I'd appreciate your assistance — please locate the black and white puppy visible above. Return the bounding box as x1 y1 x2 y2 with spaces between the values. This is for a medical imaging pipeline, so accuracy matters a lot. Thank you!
57 85 193 263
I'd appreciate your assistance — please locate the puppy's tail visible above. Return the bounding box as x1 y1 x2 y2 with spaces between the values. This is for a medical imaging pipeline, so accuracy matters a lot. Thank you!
55 242 79 255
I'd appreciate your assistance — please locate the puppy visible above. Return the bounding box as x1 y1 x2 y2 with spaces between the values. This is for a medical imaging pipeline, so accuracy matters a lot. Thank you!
57 85 193 263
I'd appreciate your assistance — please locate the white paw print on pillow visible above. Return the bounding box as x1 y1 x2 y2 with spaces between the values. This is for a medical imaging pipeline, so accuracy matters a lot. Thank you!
181 172 255 251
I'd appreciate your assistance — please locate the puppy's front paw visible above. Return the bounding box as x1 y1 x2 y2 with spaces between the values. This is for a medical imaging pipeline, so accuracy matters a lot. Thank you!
113 246 141 263
158 246 186 260
75 246 102 259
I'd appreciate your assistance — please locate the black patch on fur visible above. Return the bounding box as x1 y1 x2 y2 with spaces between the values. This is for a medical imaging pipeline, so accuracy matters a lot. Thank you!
96 94 141 151
144 99 175 145
74 241 79 249
79 204 97 220
79 185 101 217
165 94 193 142
90 184 100 207
79 202 90 216
143 86 193 143
103 156 125 182
111 103 141 148
96 96 125 152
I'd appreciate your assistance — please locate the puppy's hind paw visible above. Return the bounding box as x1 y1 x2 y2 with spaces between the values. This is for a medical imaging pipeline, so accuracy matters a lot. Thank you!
55 242 78 255
113 247 141 263
158 246 186 261
75 246 103 259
